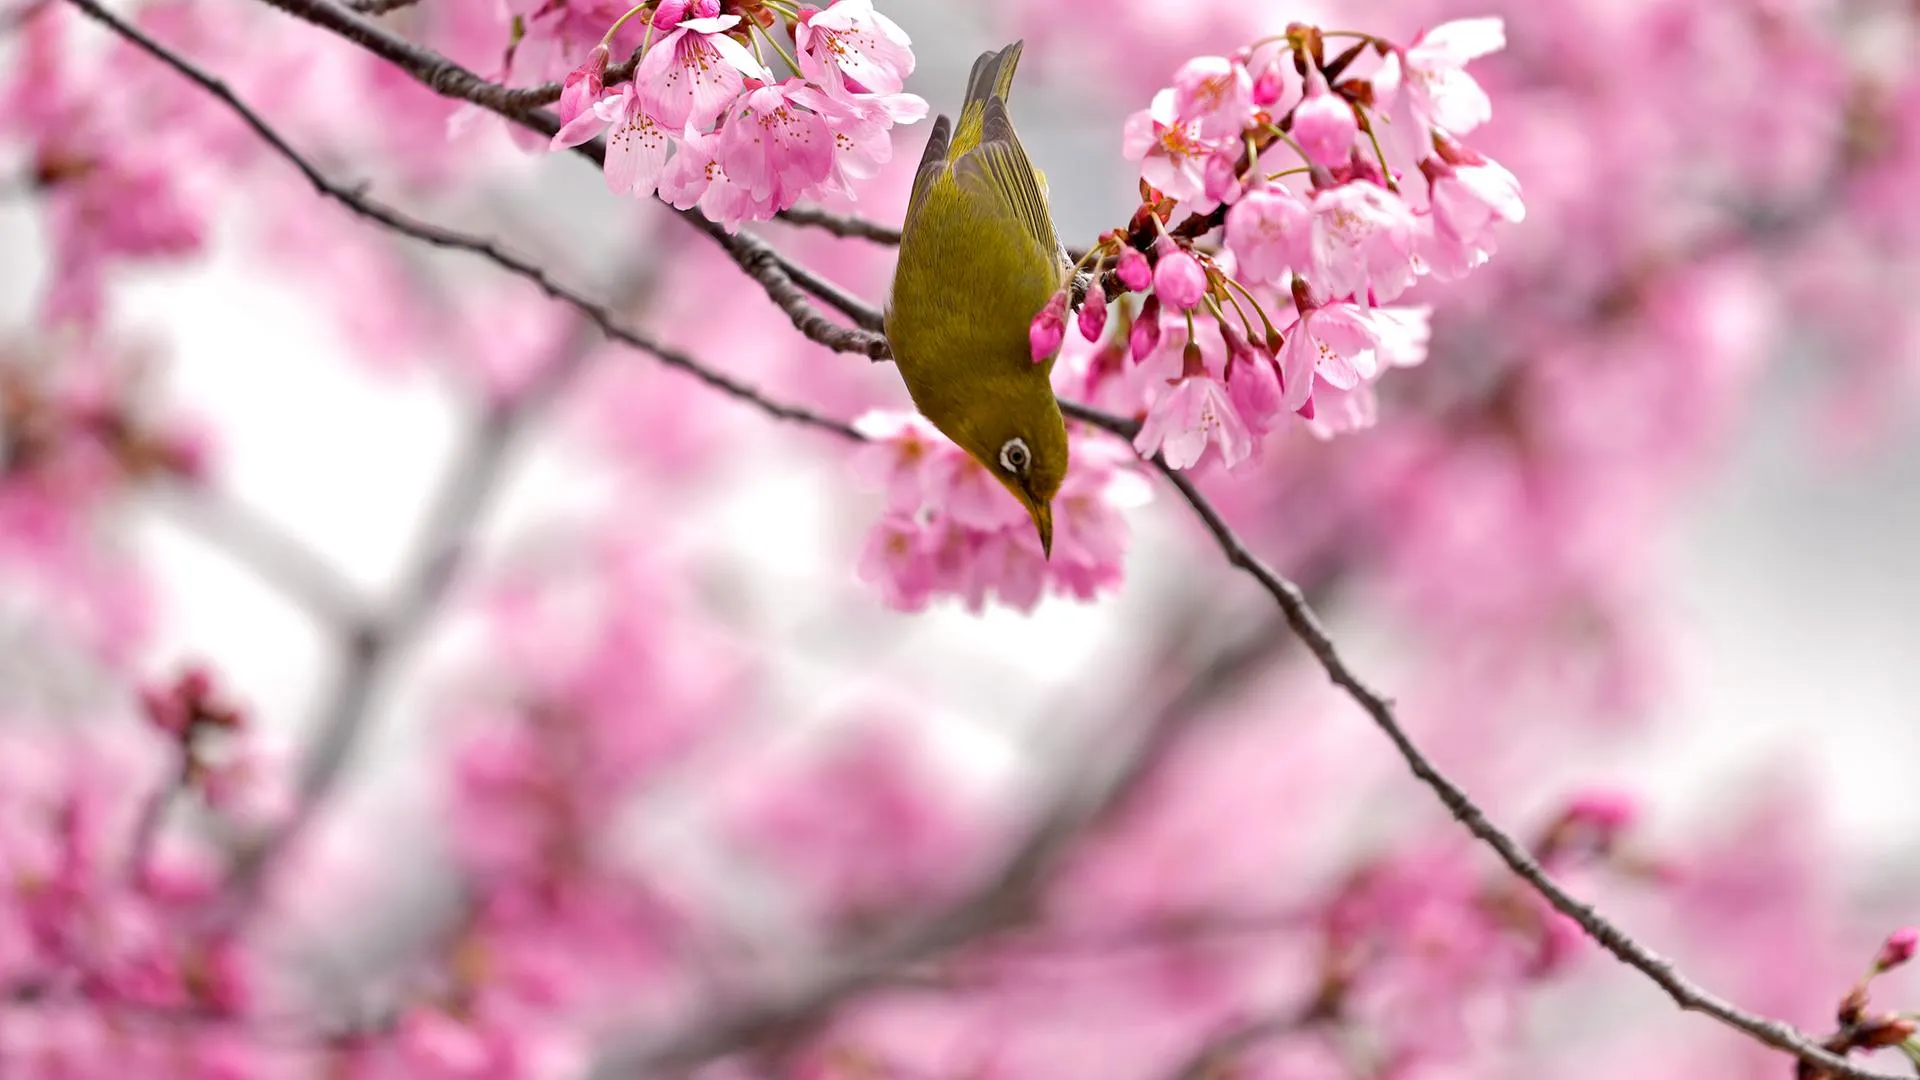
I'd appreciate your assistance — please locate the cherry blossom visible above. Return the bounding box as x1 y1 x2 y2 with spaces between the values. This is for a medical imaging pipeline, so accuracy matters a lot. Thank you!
795 0 916 98
634 7 769 131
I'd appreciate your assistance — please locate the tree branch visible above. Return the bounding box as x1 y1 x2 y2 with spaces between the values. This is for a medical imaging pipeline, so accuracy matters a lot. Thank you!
66 0 858 441
774 205 903 245
344 0 417 13
1149 463 1904 1080
582 605 1299 1079
241 0 894 350
499 49 650 112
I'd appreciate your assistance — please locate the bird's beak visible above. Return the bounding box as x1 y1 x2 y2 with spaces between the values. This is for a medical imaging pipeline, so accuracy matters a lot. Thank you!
1029 500 1053 560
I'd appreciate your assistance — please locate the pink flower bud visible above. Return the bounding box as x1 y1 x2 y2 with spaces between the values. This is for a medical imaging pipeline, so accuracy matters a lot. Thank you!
1225 332 1284 435
1153 245 1207 311
1203 153 1242 203
1115 245 1152 292
1252 67 1285 107
1077 288 1108 342
1129 297 1162 361
1563 791 1638 833
558 44 610 126
652 0 690 31
1293 71 1358 167
1875 928 1918 973
178 664 213 705
140 684 191 737
1029 291 1068 362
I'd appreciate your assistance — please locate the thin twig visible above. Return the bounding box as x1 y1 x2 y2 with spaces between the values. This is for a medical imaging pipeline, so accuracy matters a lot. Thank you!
66 0 858 441
1150 462 1902 1080
344 0 417 13
775 205 903 245
244 0 894 350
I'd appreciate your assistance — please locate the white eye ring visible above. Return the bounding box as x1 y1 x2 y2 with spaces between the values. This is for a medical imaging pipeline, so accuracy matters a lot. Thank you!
998 437 1031 475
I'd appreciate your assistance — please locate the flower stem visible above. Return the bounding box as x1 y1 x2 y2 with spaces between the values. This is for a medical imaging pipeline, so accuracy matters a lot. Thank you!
1220 274 1285 344
1359 108 1399 192
599 2 651 47
753 20 803 78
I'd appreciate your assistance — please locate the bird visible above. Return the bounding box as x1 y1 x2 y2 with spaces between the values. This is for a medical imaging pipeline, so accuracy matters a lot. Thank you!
884 40 1070 559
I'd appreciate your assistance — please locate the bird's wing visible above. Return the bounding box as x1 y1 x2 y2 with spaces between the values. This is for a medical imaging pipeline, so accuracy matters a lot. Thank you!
953 95 1060 261
907 113 953 216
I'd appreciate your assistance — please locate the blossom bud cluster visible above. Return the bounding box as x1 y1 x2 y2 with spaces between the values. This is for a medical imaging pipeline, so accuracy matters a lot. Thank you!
1032 19 1524 469
550 0 926 230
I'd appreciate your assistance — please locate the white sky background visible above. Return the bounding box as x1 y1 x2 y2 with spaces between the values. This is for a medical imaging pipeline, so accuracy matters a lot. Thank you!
0 0 1917 943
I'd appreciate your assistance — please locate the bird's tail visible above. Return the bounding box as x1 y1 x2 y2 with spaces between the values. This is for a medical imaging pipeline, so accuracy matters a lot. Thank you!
953 40 1023 154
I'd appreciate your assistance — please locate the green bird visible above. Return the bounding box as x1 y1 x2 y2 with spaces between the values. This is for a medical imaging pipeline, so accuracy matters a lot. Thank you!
885 41 1070 558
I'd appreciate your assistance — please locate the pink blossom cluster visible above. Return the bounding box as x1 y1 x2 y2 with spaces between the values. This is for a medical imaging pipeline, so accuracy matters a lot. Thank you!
1030 20 1522 470
2 11 207 330
852 411 1149 612
0 344 203 662
549 0 926 229
0 677 278 1073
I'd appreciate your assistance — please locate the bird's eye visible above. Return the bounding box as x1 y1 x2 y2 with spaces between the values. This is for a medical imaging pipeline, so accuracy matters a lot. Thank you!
998 437 1031 475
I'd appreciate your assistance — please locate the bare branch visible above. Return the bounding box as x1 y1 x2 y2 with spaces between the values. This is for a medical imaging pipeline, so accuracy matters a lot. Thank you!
775 205 903 245
240 0 894 350
499 48 651 111
66 0 858 441
344 0 417 13
1149 462 1904 1080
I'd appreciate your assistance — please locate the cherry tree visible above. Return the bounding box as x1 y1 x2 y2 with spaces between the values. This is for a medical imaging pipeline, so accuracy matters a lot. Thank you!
2 0 1919 1077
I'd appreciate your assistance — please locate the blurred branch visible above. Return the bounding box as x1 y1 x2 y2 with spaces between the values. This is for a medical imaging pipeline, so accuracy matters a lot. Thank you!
157 484 372 630
1167 1008 1330 1080
2 0 50 32
343 0 416 13
216 264 671 921
584 605 1312 1077
66 0 858 441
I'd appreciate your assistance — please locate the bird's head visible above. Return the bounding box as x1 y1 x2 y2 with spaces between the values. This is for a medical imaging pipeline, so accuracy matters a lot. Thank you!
953 394 1069 559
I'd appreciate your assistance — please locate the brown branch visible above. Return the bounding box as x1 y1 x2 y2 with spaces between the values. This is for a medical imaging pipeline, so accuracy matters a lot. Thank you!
67 0 858 441
1149 463 1903 1080
497 48 642 111
344 0 417 13
242 0 894 350
775 205 903 245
